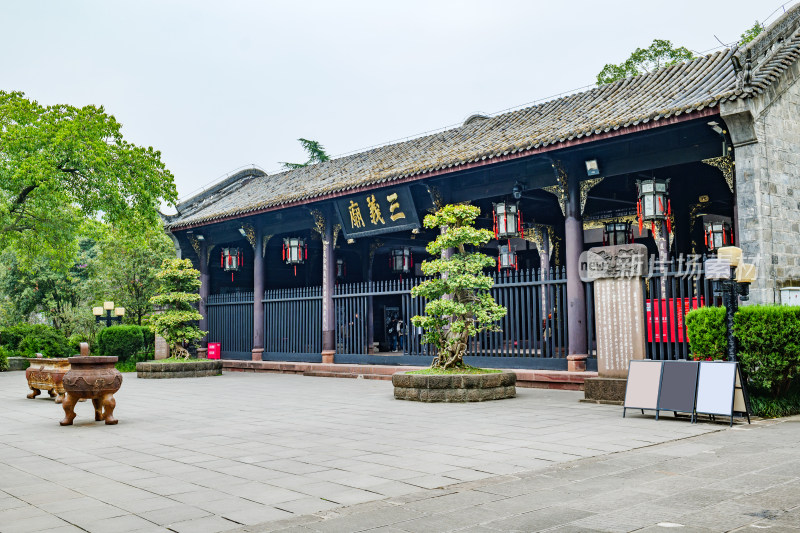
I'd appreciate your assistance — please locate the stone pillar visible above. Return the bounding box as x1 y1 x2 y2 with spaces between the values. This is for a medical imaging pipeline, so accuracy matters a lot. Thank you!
583 244 649 402
197 241 209 359
565 172 587 356
252 227 265 361
322 220 336 363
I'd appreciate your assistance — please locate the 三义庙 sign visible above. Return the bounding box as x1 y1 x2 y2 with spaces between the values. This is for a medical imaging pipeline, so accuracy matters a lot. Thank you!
335 186 420 239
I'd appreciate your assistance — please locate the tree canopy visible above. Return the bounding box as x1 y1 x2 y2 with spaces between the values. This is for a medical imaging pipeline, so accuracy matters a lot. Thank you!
0 91 178 266
280 138 331 170
739 21 765 45
596 39 695 85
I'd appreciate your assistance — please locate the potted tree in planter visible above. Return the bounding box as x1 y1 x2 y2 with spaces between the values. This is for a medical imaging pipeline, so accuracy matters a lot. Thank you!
139 259 220 378
392 204 515 402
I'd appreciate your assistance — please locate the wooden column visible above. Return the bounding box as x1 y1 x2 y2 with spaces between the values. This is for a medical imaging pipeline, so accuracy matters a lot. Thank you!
321 218 336 362
565 171 588 357
364 247 375 353
197 241 209 359
252 227 265 361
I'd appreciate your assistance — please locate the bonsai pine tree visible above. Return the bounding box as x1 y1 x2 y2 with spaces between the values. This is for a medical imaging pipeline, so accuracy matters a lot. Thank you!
149 258 206 359
411 204 506 369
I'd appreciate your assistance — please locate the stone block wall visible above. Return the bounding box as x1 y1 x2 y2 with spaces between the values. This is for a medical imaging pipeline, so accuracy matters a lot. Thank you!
723 59 800 304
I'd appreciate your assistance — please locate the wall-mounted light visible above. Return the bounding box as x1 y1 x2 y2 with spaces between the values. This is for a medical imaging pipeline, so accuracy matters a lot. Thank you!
336 258 346 279
238 228 247 238
195 234 205 241
585 159 600 177
512 182 523 200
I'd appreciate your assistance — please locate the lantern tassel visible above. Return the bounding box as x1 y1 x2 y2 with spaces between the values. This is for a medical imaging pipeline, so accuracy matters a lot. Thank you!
493 211 498 240
651 221 656 235
658 197 664 215
517 210 523 234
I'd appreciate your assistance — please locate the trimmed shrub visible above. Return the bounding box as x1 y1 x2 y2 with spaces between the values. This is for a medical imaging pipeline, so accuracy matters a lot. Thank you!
0 346 8 371
68 334 90 354
16 325 70 358
0 323 37 352
734 306 800 398
96 325 145 362
685 306 727 360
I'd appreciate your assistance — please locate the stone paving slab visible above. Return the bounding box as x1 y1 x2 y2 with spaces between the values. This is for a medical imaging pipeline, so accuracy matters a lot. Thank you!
234 416 800 533
0 370 770 532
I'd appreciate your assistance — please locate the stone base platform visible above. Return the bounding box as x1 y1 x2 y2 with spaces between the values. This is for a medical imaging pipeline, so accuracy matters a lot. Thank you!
222 360 597 390
136 360 222 379
392 371 516 402
581 377 627 405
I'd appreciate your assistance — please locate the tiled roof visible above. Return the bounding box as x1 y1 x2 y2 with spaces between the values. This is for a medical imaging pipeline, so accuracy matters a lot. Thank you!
167 5 800 230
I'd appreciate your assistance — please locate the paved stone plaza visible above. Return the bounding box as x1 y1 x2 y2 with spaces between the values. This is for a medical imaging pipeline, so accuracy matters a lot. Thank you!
0 371 797 533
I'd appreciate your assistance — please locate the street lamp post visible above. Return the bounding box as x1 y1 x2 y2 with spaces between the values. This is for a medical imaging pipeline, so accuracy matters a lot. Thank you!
705 247 756 362
93 301 125 327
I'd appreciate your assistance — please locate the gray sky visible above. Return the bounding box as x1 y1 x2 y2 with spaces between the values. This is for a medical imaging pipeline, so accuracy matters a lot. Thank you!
3 1 798 212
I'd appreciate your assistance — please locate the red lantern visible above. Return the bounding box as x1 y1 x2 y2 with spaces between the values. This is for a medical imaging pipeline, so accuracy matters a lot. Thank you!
493 202 521 239
221 248 242 282
497 244 517 272
283 237 307 277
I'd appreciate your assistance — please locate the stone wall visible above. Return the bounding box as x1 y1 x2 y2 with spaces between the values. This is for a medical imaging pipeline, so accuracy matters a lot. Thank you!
722 58 800 304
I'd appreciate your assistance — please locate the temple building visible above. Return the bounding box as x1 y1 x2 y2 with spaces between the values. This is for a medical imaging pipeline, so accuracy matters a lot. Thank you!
165 6 800 370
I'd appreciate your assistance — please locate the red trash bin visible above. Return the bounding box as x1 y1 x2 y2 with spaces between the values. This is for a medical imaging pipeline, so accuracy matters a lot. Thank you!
207 343 221 359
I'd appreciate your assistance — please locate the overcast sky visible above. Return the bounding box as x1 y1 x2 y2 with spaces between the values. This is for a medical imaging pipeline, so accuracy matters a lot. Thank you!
3 1 798 212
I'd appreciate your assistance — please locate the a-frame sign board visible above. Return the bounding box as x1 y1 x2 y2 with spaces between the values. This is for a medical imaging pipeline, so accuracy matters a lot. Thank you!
656 360 700 422
623 360 663 419
695 361 751 426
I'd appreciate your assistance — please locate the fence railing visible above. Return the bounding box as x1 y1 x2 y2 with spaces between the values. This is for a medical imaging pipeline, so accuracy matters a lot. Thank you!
207 267 594 362
642 258 717 360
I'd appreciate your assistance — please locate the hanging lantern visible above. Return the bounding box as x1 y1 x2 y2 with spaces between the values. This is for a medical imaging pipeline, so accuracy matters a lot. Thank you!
704 221 733 251
603 222 632 246
497 244 517 272
493 201 522 239
636 178 672 235
283 237 307 276
336 258 346 279
391 247 412 275
221 248 243 282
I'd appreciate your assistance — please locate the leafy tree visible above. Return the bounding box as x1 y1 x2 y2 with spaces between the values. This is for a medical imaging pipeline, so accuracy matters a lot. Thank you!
0 246 93 332
739 21 765 45
93 228 174 325
596 39 695 85
280 138 330 170
149 258 206 358
0 91 177 267
411 204 506 369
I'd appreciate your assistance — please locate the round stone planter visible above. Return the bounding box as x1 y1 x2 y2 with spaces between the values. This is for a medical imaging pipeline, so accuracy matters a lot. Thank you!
136 360 222 379
392 370 516 402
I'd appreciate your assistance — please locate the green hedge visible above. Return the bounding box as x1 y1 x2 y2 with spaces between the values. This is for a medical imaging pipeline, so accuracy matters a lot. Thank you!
735 306 800 398
0 324 70 358
685 307 727 360
0 346 8 371
96 325 146 362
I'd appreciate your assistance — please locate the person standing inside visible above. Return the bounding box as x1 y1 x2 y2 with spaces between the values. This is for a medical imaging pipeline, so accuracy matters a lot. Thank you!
396 318 405 352
387 315 399 352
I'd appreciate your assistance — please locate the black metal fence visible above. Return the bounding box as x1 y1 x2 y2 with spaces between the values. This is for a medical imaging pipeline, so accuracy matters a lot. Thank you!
642 258 717 360
207 267 591 367
265 286 322 355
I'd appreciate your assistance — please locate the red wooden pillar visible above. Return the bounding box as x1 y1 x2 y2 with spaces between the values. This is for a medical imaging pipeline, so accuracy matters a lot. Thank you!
321 218 336 362
252 226 265 361
565 170 588 357
197 241 210 359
